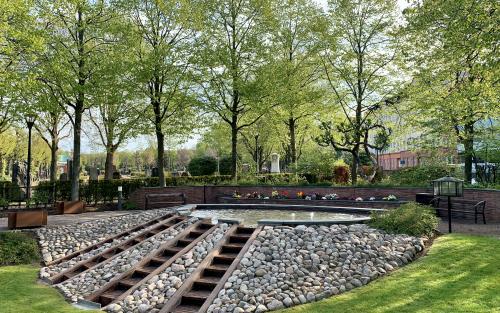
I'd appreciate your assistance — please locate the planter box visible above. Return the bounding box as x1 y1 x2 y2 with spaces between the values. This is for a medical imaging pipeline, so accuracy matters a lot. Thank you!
8 210 48 229
55 201 85 214
217 196 406 209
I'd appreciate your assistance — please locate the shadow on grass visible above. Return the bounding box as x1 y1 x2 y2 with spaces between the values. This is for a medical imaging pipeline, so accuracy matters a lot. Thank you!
279 234 500 313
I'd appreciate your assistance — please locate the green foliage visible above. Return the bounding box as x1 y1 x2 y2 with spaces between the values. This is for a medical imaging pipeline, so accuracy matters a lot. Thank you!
0 232 40 265
388 165 451 186
122 201 137 210
369 202 438 237
218 156 233 176
0 197 8 209
188 156 217 176
0 181 22 202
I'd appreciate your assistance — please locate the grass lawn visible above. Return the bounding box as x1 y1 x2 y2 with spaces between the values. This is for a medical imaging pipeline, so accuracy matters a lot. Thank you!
0 265 102 313
279 234 500 313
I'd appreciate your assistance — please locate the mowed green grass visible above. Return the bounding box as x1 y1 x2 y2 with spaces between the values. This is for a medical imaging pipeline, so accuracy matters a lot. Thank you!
0 265 102 313
279 234 500 313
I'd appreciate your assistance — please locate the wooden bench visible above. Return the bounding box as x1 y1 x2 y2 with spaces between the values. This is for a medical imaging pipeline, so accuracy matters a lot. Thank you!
430 198 487 224
8 210 48 229
145 193 186 209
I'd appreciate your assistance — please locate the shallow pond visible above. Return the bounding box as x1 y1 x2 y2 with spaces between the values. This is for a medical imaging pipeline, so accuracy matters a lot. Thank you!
190 209 361 226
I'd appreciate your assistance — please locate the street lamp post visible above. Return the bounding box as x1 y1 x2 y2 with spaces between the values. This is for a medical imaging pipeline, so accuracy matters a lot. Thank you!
432 176 464 233
117 186 123 210
26 115 36 202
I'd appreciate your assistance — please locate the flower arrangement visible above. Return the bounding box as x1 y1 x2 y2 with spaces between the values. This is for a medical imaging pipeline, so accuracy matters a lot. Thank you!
383 194 398 201
355 197 363 201
232 191 241 199
322 193 338 200
296 191 305 199
271 190 289 199
246 192 264 199
369 196 376 201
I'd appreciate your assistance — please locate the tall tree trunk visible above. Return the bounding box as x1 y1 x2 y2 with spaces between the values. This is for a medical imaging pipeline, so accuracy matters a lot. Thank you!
153 98 165 187
104 149 114 180
351 149 359 185
463 123 474 183
71 107 82 201
288 117 297 164
231 119 238 179
50 143 57 183
71 7 84 201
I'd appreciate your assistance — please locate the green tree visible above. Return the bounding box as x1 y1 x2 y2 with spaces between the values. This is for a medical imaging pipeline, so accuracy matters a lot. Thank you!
198 0 272 179
123 0 198 187
318 0 400 184
36 0 118 200
0 0 42 134
403 0 499 183
266 0 326 170
188 156 217 176
87 30 147 180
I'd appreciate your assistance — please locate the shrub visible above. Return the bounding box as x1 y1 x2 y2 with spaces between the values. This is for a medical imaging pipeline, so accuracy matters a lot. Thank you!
188 156 217 176
388 165 450 186
218 156 233 175
369 202 438 237
0 232 40 265
333 165 350 184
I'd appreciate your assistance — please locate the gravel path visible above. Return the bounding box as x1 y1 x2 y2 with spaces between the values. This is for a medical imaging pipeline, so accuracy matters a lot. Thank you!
207 224 425 313
36 209 173 263
57 217 198 302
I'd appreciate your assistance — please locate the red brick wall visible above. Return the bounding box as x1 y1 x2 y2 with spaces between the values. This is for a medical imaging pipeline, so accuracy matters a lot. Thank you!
129 186 500 221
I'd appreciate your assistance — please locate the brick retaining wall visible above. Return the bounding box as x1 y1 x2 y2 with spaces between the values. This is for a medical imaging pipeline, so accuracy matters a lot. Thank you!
129 186 500 222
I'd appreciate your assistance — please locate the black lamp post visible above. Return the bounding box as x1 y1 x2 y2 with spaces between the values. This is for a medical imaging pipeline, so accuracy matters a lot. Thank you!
432 176 464 233
25 114 36 201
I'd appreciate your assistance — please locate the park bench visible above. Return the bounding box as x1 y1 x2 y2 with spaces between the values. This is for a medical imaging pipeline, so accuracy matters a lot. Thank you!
430 197 487 224
145 193 186 209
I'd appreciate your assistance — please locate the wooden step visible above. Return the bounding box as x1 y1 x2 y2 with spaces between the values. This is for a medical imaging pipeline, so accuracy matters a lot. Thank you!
236 227 255 234
212 255 234 266
174 304 200 313
151 256 169 264
176 239 193 247
184 289 211 300
229 235 249 244
98 289 123 306
195 277 220 285
218 252 238 259
223 242 244 249
192 280 217 291
121 277 142 287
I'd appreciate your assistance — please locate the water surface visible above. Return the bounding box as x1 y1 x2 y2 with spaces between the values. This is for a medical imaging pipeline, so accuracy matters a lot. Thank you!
191 209 360 226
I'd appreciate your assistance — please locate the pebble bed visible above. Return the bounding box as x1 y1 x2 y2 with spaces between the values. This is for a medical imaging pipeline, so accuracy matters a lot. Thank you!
36 209 173 263
57 217 198 302
107 223 230 313
38 214 427 313
41 212 182 278
207 224 425 313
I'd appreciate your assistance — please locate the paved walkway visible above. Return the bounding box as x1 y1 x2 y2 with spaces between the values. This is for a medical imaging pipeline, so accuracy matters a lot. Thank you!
2 210 499 239
437 218 500 239
0 210 139 231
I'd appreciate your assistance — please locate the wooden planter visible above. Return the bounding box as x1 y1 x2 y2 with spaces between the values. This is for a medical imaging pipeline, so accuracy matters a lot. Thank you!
55 201 86 214
8 210 48 229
